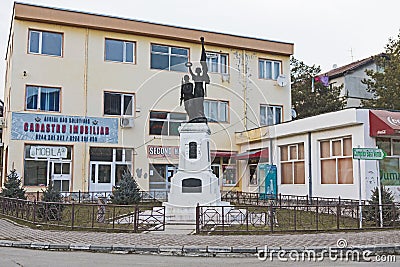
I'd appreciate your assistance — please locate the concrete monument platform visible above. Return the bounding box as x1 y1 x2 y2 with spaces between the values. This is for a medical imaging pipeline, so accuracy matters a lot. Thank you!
163 123 230 222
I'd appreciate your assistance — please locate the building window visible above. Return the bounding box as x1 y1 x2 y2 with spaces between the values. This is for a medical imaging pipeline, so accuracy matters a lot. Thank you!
204 100 228 122
149 164 177 191
377 138 400 185
280 143 305 184
23 145 72 190
260 105 282 125
259 59 281 80
26 86 60 112
320 137 353 184
212 156 237 186
206 52 228 73
104 92 134 116
150 44 188 72
89 147 133 187
149 111 186 136
28 30 62 56
105 39 135 63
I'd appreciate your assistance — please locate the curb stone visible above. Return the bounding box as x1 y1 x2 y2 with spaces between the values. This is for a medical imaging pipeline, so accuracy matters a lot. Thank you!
48 243 70 250
31 242 50 249
0 240 398 257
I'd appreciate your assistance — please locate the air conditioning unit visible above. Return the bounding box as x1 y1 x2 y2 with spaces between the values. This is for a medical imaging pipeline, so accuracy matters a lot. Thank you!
120 116 134 128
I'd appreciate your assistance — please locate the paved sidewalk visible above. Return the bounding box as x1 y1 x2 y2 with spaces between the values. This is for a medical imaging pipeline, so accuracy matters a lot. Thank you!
0 219 399 255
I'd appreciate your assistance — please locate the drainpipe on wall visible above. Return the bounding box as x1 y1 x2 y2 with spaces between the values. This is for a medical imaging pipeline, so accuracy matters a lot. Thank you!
83 28 89 190
242 49 248 130
308 132 312 204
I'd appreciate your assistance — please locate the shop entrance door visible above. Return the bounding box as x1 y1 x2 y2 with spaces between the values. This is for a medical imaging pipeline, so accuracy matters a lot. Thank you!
51 161 71 192
89 162 113 192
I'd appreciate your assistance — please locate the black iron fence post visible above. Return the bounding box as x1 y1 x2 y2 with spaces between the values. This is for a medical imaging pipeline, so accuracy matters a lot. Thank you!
336 203 340 230
134 205 138 233
246 206 249 232
294 205 297 231
195 204 200 234
392 203 396 227
78 190 81 203
91 204 95 228
315 202 319 231
222 206 225 234
112 205 116 229
71 203 75 229
269 203 274 233
33 200 36 223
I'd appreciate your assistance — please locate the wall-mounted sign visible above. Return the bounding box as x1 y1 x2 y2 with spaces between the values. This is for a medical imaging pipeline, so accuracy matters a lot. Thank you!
11 112 118 143
147 145 179 159
30 146 68 159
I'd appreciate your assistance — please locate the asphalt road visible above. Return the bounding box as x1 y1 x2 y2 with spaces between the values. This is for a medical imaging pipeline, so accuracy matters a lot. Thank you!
0 247 398 267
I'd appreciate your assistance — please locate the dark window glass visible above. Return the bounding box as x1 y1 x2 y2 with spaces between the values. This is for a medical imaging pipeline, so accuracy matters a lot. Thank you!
149 121 165 135
98 165 111 183
150 111 168 119
105 39 123 62
171 47 188 55
90 147 113 161
151 53 169 70
170 56 187 72
125 42 134 62
40 87 60 111
152 45 168 53
123 95 133 115
24 161 48 186
42 32 62 56
104 93 121 115
26 86 38 109
29 31 40 53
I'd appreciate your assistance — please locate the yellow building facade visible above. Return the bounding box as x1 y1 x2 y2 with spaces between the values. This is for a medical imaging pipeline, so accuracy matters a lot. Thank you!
2 3 293 193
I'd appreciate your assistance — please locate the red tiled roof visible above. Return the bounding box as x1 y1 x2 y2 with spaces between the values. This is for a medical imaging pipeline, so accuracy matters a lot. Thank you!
323 55 379 78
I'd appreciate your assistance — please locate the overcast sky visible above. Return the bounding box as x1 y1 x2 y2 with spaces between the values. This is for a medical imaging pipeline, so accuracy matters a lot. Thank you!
0 0 399 98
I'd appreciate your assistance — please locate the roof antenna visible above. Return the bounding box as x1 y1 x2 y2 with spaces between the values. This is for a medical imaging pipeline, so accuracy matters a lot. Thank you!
349 48 354 62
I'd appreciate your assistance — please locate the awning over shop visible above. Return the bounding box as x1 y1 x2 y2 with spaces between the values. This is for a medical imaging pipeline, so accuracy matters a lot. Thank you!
235 148 269 160
210 151 236 157
369 110 400 136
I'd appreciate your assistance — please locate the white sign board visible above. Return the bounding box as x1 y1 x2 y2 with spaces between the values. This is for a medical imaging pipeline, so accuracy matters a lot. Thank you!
30 146 68 159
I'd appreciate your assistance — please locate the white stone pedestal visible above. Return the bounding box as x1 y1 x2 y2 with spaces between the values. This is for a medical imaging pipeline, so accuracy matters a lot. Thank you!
163 123 229 222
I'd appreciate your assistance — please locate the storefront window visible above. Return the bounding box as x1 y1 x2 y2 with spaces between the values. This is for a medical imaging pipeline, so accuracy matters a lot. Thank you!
377 138 400 186
89 147 133 191
211 156 237 186
249 164 258 185
149 164 177 190
23 145 72 190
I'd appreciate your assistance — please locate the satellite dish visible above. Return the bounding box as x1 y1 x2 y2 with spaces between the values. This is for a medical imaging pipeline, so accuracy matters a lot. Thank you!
276 75 288 87
291 109 297 119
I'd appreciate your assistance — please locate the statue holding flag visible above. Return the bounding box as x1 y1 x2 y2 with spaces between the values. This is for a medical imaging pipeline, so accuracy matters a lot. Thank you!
182 37 210 123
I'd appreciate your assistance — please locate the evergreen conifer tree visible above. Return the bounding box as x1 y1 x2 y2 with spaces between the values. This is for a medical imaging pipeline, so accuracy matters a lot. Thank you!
364 186 399 226
1 169 26 199
111 171 141 205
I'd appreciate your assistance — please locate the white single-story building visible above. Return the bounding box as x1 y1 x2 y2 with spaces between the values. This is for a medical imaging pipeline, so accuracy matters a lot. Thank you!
235 108 400 202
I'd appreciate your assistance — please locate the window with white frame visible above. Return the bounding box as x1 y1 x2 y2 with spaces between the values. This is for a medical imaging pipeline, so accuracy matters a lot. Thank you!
90 147 133 186
260 105 282 126
149 111 187 136
24 145 72 189
259 59 281 80
151 44 188 72
28 30 62 56
105 39 135 63
26 85 60 112
206 52 228 74
104 92 134 116
204 100 228 122
280 143 305 184
320 137 353 184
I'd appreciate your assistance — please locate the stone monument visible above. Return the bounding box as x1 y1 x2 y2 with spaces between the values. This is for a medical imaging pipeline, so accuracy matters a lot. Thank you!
163 37 229 222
